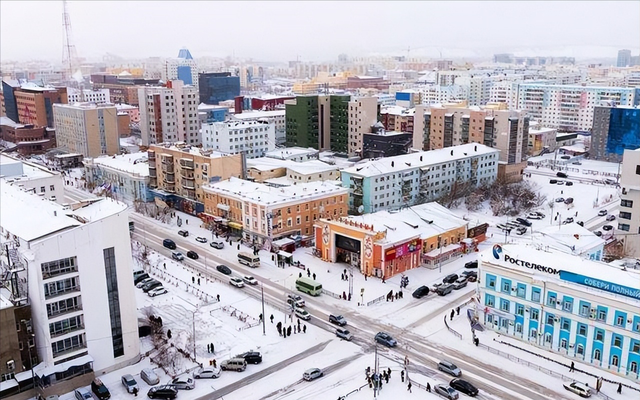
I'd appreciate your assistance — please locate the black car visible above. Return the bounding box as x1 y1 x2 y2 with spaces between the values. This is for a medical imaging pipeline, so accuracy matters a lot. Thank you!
217 265 232 275
549 179 558 184
516 218 532 227
566 181 574 186
556 172 568 178
147 386 178 399
450 378 479 397
412 286 430 299
602 225 613 231
134 273 150 285
238 351 262 364
187 250 199 260
142 280 162 293
443 274 458 284
178 230 189 237
91 378 111 400
464 260 478 269
163 239 176 250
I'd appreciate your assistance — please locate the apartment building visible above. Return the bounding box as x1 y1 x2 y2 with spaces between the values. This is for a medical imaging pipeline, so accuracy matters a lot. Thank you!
164 48 199 87
619 149 640 257
148 143 243 215
91 74 161 106
341 143 499 214
1 81 68 127
201 119 275 158
53 102 120 158
203 177 348 244
591 105 640 162
379 104 428 150
264 146 319 162
84 153 152 203
246 157 339 186
138 80 199 146
232 109 286 145
0 154 65 204
347 97 379 156
67 88 110 104
528 126 557 155
198 72 240 105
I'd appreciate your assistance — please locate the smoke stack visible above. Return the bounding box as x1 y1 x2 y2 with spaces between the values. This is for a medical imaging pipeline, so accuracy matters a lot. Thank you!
235 96 244 114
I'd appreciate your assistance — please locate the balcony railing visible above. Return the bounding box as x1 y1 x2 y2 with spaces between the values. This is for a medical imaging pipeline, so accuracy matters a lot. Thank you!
47 304 83 319
50 324 85 338
45 285 80 300
163 174 175 184
161 164 174 173
182 179 195 190
52 343 87 359
179 159 195 170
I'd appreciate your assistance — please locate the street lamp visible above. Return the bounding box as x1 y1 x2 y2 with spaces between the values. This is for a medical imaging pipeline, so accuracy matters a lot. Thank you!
260 283 266 336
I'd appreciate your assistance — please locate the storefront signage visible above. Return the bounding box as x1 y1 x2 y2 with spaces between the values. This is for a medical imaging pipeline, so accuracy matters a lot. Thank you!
385 239 421 261
492 245 559 275
560 271 640 300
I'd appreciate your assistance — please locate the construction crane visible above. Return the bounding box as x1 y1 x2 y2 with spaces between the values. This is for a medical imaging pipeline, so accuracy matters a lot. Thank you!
62 0 78 85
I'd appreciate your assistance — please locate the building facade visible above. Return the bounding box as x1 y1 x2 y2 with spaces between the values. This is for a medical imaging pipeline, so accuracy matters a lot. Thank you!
67 88 110 104
52 103 120 158
198 72 240 105
0 154 65 204
84 153 152 203
528 127 557 156
1 82 68 127
591 106 640 162
0 117 56 155
617 50 632 68
201 119 275 159
478 244 640 381
164 48 199 87
618 149 640 257
232 110 286 145
348 97 379 156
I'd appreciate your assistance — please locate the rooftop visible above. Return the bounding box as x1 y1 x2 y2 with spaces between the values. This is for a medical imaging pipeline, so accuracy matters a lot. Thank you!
232 110 286 120
0 154 59 180
152 143 228 159
247 158 335 175
264 147 319 160
0 116 23 129
535 223 605 255
88 153 149 177
54 102 116 110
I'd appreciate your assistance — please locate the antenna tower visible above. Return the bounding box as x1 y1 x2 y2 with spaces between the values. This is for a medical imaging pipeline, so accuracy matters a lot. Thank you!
62 0 78 84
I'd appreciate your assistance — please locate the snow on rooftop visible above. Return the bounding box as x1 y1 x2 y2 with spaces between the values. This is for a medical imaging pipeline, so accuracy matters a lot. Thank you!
89 153 149 177
342 143 499 177
0 154 58 180
115 103 137 111
535 223 605 255
0 116 24 128
232 110 286 120
264 147 319 159
247 158 335 175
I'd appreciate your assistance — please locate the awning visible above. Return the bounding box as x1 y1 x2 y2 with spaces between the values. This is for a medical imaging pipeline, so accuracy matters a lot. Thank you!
33 354 93 378
277 251 293 259
228 222 243 230
217 203 230 211
273 238 295 246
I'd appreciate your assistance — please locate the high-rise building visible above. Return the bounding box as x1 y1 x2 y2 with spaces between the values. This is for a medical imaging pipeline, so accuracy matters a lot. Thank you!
198 72 240 105
617 49 632 68
231 110 286 145
591 105 640 162
618 148 640 257
201 119 275 158
348 97 379 156
0 117 56 155
0 81 68 127
164 48 199 87
91 74 161 106
53 102 120 157
138 80 199 146
67 88 110 104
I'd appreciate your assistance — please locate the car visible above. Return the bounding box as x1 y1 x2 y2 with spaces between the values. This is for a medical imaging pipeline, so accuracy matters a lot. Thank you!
134 272 150 285
163 239 176 249
453 277 468 290
532 211 546 218
464 260 478 269
436 284 454 296
563 217 574 224
412 285 430 298
516 226 527 235
243 275 258 285
229 277 244 288
506 222 521 229
566 181 574 186
141 368 160 385
143 281 163 293
594 231 603 237
238 351 262 364
186 250 198 260
527 212 543 220
603 178 617 185
572 161 582 165
287 294 305 307
336 328 353 341
210 240 224 249
555 197 565 203
549 179 558 184
295 307 311 321
178 230 189 237
602 225 613 231
577 221 584 227
563 381 592 398
91 378 110 400
74 388 93 400
443 273 459 284
193 366 221 379
195 236 207 243
303 368 323 381
170 376 195 390
220 358 247 371
450 378 479 397
434 384 460 400
148 286 168 297
121 374 139 394
496 223 511 232
374 332 397 347
147 386 177 399
557 172 568 178
136 277 155 288
171 251 184 261
217 264 232 275
461 270 477 279
438 360 462 377
564 197 574 204
561 155 571 160
329 314 347 326
516 218 532 227
598 209 608 216
606 214 616 221
557 180 565 185
133 269 147 280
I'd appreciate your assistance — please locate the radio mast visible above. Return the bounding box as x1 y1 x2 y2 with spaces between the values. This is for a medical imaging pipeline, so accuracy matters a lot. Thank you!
62 0 78 84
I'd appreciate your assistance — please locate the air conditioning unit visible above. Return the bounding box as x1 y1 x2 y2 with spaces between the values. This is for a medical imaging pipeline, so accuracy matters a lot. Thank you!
554 317 560 323
6 360 15 371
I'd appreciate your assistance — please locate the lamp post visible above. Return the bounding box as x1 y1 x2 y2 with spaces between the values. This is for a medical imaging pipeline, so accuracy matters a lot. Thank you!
261 283 266 336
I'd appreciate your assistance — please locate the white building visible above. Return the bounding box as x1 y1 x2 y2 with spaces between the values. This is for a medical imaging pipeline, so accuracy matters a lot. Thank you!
619 149 640 257
418 85 467 106
0 154 65 204
264 146 319 162
0 181 140 384
163 48 199 88
231 110 286 145
201 119 275 158
534 223 605 261
67 88 110 104
84 152 152 203
138 80 200 146
348 97 379 156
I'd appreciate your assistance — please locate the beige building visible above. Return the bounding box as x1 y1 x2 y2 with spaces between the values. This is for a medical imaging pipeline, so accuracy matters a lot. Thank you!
52 102 120 157
619 149 640 257
246 157 339 186
348 97 379 156
528 126 557 156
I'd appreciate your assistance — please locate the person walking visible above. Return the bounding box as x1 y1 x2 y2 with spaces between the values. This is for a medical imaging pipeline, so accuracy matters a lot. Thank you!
570 361 575 372
401 370 405 382
313 273 316 280
407 382 412 393
450 309 455 321
456 306 460 315
617 383 622 394
303 324 307 333
426 382 431 392
270 314 274 323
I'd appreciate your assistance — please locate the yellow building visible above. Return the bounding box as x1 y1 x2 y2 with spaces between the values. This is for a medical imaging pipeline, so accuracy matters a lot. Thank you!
52 102 120 157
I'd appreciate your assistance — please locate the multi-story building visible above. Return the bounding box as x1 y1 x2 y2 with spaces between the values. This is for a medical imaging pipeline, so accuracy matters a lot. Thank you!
314 202 469 279
516 83 638 131
340 143 499 214
264 146 319 162
0 181 140 395
1 81 68 127
591 105 640 162
246 157 339 186
198 72 240 105
478 244 640 381
67 88 110 104
0 116 56 155
84 153 152 203
138 80 199 146
53 102 120 158
148 143 243 215
379 104 428 150
617 49 632 68
228 110 286 146
528 126 557 156
619 148 640 257
91 74 161 106
115 103 140 123
163 48 199 87
347 97 379 156
202 177 348 244
0 154 65 204
362 131 413 159
201 119 275 159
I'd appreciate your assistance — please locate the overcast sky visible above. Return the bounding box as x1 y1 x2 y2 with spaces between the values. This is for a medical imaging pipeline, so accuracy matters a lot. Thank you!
1 1 639 64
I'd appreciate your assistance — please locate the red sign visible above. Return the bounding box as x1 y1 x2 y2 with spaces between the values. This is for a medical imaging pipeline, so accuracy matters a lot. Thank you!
385 239 421 261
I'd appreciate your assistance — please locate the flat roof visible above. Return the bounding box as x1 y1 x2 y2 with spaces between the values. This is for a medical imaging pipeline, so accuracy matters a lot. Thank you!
264 147 319 159
0 116 23 128
535 223 605 254
232 110 285 120
0 154 59 180
89 153 149 176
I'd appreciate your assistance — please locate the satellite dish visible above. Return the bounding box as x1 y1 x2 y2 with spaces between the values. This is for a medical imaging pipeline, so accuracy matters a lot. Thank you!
357 205 365 214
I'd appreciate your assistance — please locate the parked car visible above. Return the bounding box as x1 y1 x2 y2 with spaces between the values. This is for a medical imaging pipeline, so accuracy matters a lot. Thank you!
564 197 574 204
603 178 617 185
295 307 311 321
436 284 454 296
171 251 184 261
121 374 139 394
91 378 111 400
186 250 198 260
303 368 323 381
594 231 603 237
577 221 584 227
516 227 527 235
606 214 616 221
598 209 608 216
141 368 160 385
549 179 558 184
532 211 546 218
162 239 176 249
170 376 195 390
450 378 479 397
560 155 571 160
461 271 478 281
602 225 613 231
329 314 347 326
566 181 574 186
563 217 574 224
443 273 458 284
133 269 146 280
287 294 305 307
147 386 177 399
217 264 232 275
74 388 93 400
238 351 262 364
556 180 565 185
453 277 468 290
195 236 207 243
464 260 478 269
193 366 221 379
571 161 582 165
336 328 353 341
438 360 462 377
229 277 244 288
412 285 430 298
210 240 224 249
563 381 591 398
434 384 459 400
374 332 397 347
516 218 532 227
143 281 163 293
134 273 150 285
555 197 565 203
556 172 568 178
243 275 258 285
136 277 155 288
496 224 511 232
178 230 189 237
220 358 247 371
148 286 168 297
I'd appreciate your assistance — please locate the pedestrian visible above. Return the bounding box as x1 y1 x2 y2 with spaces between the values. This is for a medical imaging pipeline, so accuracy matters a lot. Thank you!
133 387 138 397
303 324 306 333
307 269 311 277
299 272 302 278
401 370 405 382
313 273 316 280
211 343 214 353
213 359 217 368
387 367 391 377
287 326 292 336
294 326 297 334
348 293 352 301
456 306 460 315
298 319 301 331
192 276 195 284
216 294 220 302
426 382 431 392
385 374 389 384
270 314 274 323
197 278 200 285
343 291 347 300
207 343 210 353
163 262 166 269
382 277 386 283
570 361 575 372
259 313 263 322
617 383 622 394
450 309 455 321
341 273 344 281
407 382 412 393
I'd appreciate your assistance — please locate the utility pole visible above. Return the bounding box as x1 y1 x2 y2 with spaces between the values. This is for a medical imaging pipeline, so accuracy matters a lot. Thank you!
240 150 247 180
261 284 266 336
192 310 197 362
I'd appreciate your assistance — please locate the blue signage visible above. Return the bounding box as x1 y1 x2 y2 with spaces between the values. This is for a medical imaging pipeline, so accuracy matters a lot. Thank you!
560 271 640 300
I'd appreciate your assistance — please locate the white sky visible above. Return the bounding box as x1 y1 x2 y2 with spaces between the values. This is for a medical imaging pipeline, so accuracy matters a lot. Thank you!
1 1 639 63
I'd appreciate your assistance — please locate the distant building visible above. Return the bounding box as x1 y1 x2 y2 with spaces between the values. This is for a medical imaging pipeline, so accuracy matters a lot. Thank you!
362 131 413 159
348 97 379 156
528 126 557 156
53 102 120 158
380 105 428 150
619 148 640 257
591 106 640 162
346 76 389 90
115 103 140 123
201 119 275 158
246 157 338 185
91 74 161 106
0 116 56 155
0 292 36 396
67 88 110 104
164 48 199 87
264 146 319 162
231 110 286 145
198 72 240 105
535 223 605 261
0 81 68 127
84 152 151 203
0 153 65 204
617 49 632 68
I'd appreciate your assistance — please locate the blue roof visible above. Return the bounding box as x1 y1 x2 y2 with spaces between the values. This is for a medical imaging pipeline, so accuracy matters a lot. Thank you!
177 48 193 60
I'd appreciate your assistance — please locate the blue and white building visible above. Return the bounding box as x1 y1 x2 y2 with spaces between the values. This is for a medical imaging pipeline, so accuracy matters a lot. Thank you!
478 244 640 380
84 153 152 203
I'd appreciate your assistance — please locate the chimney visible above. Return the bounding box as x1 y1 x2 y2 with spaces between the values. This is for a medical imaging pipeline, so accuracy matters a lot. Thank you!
235 96 244 114
474 145 477 151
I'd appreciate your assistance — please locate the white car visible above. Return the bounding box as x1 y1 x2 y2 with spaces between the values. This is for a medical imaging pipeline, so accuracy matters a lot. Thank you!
563 381 591 398
148 286 167 297
230 277 244 288
243 275 258 285
295 307 311 321
193 366 221 379
136 277 154 288
195 236 207 243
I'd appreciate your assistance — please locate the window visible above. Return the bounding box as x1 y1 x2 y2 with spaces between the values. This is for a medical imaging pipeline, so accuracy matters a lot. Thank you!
516 304 524 316
104 248 124 358
619 211 632 220
547 293 557 307
530 308 539 320
631 362 638 374
485 294 495 307
561 318 570 331
618 223 630 231
620 199 633 208
561 339 568 349
501 279 511 293
516 283 526 298
40 186 45 193
578 324 587 336
632 341 640 353
50 185 55 191
500 299 510 312
615 313 626 327
563 298 573 312
613 335 622 348
597 308 607 322
576 344 584 356
595 329 604 342
546 314 555 325
579 302 590 317
593 349 601 361
531 287 541 302
486 274 496 290
611 355 619 367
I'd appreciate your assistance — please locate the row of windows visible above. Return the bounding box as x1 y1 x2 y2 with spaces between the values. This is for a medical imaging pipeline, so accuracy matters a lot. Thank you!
41 256 77 279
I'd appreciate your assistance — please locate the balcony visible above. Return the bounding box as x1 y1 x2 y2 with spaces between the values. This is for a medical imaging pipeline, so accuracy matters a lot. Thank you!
47 304 83 319
148 151 156 161
50 324 85 338
45 285 81 300
149 168 156 178
161 155 173 165
179 159 195 170
182 179 195 190
180 169 194 179
163 174 175 184
161 164 174 174
164 184 176 193
52 343 87 359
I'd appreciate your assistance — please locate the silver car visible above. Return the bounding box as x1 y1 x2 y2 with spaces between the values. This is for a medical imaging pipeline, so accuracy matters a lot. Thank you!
303 368 323 381
193 366 221 379
170 376 195 390
435 384 459 400
140 368 159 385
74 388 92 400
121 374 139 394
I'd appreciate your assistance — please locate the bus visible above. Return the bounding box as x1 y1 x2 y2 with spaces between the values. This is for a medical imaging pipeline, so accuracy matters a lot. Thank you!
296 277 322 296
237 252 260 268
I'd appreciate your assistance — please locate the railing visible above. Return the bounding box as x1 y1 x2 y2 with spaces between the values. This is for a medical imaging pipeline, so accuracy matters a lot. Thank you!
322 288 343 300
45 285 80 300
52 342 87 358
366 294 386 306
47 304 83 318
443 315 462 340
50 324 85 338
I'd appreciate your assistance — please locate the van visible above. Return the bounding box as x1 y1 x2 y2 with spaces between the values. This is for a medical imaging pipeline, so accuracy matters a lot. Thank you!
436 284 453 296
220 358 247 372
91 378 111 400
438 360 462 377
210 240 224 249
163 239 176 250
133 270 146 280
140 368 160 385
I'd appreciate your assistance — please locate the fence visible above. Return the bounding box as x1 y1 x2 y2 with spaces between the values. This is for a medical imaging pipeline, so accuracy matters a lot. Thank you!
366 294 386 306
443 315 462 340
321 288 343 300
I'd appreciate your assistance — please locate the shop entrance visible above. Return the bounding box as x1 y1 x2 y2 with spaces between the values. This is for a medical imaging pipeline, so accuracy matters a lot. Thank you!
335 234 361 268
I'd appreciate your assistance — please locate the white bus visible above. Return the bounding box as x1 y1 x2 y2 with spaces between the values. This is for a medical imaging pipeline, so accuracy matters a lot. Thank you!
238 252 260 268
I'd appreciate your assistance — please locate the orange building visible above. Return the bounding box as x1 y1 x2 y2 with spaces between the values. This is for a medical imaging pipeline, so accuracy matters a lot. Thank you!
314 202 469 279
14 86 68 127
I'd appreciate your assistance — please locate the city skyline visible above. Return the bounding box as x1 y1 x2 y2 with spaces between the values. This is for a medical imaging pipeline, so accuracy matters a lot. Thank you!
1 1 639 64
